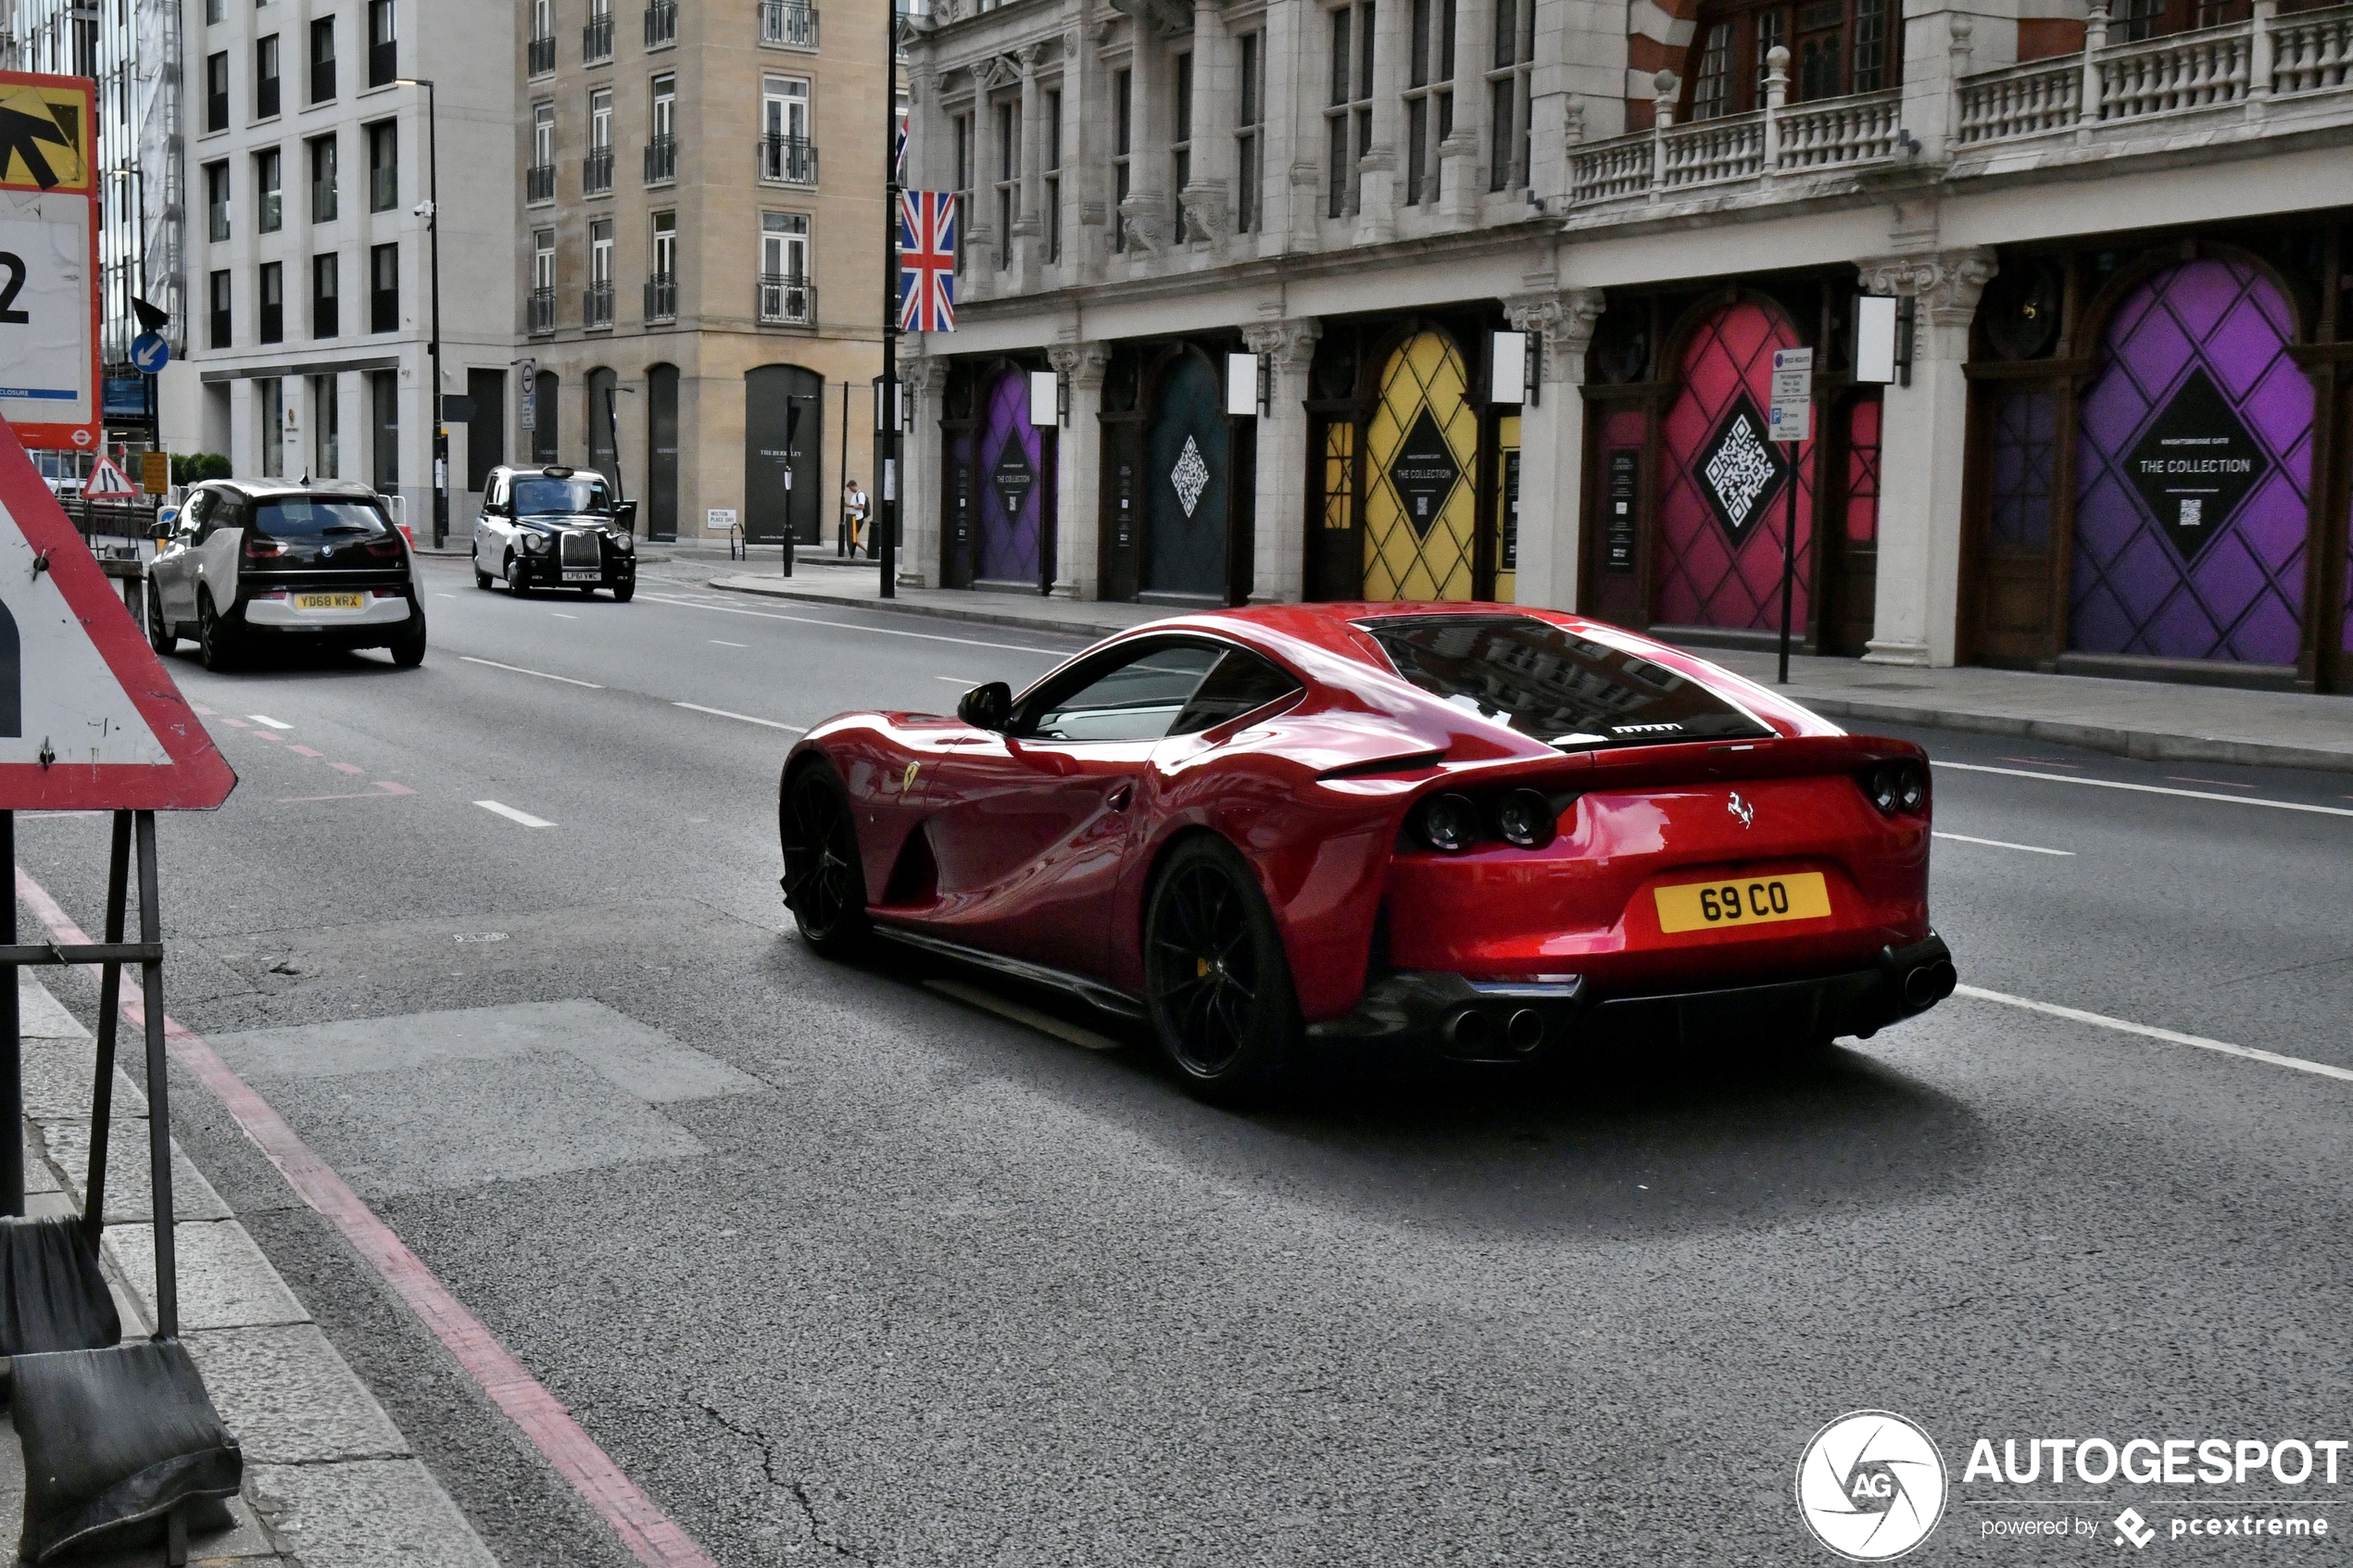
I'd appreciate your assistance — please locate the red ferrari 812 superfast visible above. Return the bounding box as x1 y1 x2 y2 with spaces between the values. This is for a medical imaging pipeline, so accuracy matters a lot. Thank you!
778 604 1956 1103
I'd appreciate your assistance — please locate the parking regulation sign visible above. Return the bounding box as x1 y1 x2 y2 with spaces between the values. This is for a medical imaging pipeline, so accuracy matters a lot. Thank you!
0 72 99 453
0 420 234 809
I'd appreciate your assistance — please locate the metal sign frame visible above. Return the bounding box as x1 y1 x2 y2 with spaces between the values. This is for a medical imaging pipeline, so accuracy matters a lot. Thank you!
0 71 100 454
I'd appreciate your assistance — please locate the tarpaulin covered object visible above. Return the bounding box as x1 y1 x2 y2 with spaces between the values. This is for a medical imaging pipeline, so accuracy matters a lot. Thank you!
12 1339 241 1561
0 1215 120 1359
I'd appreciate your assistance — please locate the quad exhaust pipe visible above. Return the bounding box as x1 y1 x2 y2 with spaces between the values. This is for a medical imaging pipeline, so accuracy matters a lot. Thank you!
1902 959 1958 1010
1441 1007 1551 1058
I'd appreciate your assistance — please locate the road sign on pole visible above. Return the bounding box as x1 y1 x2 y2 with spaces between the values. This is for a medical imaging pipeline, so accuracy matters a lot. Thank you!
1768 347 1813 685
0 420 235 809
129 332 170 374
82 455 136 499
0 73 99 454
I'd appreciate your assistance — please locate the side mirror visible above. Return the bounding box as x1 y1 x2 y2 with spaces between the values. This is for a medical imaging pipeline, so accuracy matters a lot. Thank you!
613 499 639 537
956 681 1012 733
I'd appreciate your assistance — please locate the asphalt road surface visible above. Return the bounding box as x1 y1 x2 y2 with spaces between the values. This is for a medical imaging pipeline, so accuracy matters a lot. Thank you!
18 552 2352 1566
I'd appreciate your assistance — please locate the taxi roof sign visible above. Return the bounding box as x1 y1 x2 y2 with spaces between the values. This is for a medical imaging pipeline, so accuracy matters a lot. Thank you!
0 419 235 809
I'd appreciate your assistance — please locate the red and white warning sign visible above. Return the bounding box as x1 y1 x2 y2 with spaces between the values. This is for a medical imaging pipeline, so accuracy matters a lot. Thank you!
0 420 234 809
82 456 136 499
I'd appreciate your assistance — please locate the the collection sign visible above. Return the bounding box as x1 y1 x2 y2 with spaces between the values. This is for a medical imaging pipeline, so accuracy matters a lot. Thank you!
2126 368 2269 562
1388 410 1462 541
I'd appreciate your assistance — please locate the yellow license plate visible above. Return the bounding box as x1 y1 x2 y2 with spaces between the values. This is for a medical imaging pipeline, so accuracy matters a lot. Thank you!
296 593 364 610
1654 872 1832 934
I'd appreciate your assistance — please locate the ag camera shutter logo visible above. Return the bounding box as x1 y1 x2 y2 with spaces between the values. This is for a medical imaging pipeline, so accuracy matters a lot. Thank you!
1795 1411 1948 1561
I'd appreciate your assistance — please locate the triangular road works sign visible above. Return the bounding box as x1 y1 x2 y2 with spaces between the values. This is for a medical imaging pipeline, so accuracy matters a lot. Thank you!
0 420 234 809
82 456 137 499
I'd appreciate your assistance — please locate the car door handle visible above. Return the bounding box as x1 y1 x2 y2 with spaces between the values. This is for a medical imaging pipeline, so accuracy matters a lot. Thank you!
1105 783 1134 812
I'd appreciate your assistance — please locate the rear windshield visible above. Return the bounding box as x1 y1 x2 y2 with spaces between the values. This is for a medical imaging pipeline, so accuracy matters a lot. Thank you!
250 499 391 541
513 476 610 516
1358 614 1775 750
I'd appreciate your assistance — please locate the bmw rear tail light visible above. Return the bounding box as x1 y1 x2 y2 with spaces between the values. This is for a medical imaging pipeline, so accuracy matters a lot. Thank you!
1865 761 1929 817
243 537 287 561
361 535 404 560
1416 794 1479 854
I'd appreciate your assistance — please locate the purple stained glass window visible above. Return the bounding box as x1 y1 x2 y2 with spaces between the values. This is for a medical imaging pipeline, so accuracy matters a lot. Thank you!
1986 389 2057 552
2070 258 2311 666
975 369 1043 585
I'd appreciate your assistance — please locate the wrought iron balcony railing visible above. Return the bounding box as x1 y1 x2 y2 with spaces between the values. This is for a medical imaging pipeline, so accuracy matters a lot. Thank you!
760 1 819 48
585 282 616 327
644 134 678 183
645 274 677 321
528 33 556 76
645 2 677 47
584 147 614 194
756 133 817 183
584 14 614 60
526 163 556 203
757 272 814 324
528 287 556 333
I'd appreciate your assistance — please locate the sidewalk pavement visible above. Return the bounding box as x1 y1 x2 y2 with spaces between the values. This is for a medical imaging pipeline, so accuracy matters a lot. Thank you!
7 972 497 1568
708 571 2353 774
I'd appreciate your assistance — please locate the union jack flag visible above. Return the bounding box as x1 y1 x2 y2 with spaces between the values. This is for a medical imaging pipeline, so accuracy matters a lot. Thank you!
900 190 957 333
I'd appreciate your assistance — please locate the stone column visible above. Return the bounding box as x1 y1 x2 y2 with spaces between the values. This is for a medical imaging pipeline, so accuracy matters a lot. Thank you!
1445 0 1495 220
1181 0 1233 247
1857 248 1996 667
1048 342 1108 597
1254 0 1299 255
901 356 952 589
1120 29 1172 254
1241 317 1321 603
1505 288 1605 611
1015 45 1045 290
1356 0 1403 243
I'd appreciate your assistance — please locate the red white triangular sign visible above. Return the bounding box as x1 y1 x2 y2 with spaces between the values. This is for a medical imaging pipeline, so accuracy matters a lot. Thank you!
0 420 235 809
83 456 138 499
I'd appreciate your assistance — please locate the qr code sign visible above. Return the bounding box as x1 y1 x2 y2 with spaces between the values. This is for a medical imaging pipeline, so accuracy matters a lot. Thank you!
2178 498 2203 530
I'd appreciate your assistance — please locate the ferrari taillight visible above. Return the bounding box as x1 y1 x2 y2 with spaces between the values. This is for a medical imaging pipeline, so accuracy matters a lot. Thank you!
1864 760 1930 817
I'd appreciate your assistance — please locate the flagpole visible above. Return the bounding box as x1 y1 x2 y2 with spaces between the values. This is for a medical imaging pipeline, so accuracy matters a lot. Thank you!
879 0 900 600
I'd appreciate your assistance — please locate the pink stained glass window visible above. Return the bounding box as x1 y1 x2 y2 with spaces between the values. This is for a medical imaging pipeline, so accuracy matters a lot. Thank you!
1844 396 1881 544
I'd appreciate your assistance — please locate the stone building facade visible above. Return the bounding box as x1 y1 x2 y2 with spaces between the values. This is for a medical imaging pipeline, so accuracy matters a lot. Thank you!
902 0 2353 690
513 0 887 543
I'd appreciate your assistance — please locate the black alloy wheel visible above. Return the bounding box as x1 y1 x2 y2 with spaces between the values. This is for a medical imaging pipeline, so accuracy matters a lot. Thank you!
195 592 237 672
1143 836 1300 1105
505 552 531 597
145 583 175 655
781 761 868 956
387 611 426 668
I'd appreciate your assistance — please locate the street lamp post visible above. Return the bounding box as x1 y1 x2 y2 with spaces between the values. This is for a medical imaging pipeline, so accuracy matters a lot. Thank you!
879 3 902 600
396 78 445 546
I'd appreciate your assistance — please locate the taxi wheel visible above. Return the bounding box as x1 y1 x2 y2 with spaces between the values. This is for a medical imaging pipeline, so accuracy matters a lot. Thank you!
505 553 531 598
781 761 868 957
195 592 239 672
472 548 492 590
145 585 176 655
613 581 635 603
1144 836 1300 1106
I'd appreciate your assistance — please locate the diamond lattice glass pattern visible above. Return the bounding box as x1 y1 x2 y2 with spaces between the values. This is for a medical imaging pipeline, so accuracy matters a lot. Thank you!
1170 435 1210 520
1363 332 1481 601
976 370 1043 583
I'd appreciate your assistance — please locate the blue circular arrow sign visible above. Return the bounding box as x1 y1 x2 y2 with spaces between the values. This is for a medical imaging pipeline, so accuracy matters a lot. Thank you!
130 332 170 373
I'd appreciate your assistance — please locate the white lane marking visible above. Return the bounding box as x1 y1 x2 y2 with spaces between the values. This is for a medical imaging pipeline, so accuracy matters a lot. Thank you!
550 612 578 620
710 640 748 648
474 799 556 829
435 593 458 599
246 714 294 730
635 591 1071 657
458 655 604 688
935 675 975 684
1933 831 2074 857
1955 985 2353 1085
1934 760 2353 819
673 702 806 733
925 978 1123 1052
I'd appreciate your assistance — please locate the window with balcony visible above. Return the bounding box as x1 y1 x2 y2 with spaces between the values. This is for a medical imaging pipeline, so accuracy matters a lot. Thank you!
312 252 339 338
1488 0 1533 183
647 73 677 183
208 270 233 347
1403 0 1453 206
645 0 677 48
258 261 283 344
585 0 614 62
309 134 337 221
1169 54 1189 235
529 228 557 332
257 148 282 232
760 75 814 182
1327 4 1374 218
206 51 230 132
370 242 399 332
205 159 231 241
647 209 677 320
758 211 811 324
585 89 614 193
256 33 281 119
1045 88 1063 260
761 0 819 48
309 18 336 103
1108 77 1126 252
367 0 397 88
529 0 556 76
1679 0 1903 118
587 219 616 325
368 121 397 211
1233 37 1259 233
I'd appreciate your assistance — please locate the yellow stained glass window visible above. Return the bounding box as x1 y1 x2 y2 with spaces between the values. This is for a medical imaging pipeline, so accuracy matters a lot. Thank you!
1363 331 1478 601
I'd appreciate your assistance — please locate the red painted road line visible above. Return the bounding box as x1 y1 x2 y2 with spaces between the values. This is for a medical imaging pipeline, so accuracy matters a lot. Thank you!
287 746 323 759
271 782 416 803
329 762 365 776
13 865 723 1568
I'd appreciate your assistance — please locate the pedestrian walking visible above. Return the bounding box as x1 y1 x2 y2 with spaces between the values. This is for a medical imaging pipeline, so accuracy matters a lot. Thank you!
842 479 871 558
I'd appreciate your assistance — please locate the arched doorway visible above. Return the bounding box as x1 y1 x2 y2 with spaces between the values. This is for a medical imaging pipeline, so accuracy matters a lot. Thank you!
971 367 1043 588
1142 348 1232 601
1364 330 1481 601
531 370 560 464
1654 295 1817 634
647 363 679 541
585 368 619 487
744 364 824 545
2070 257 2310 666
